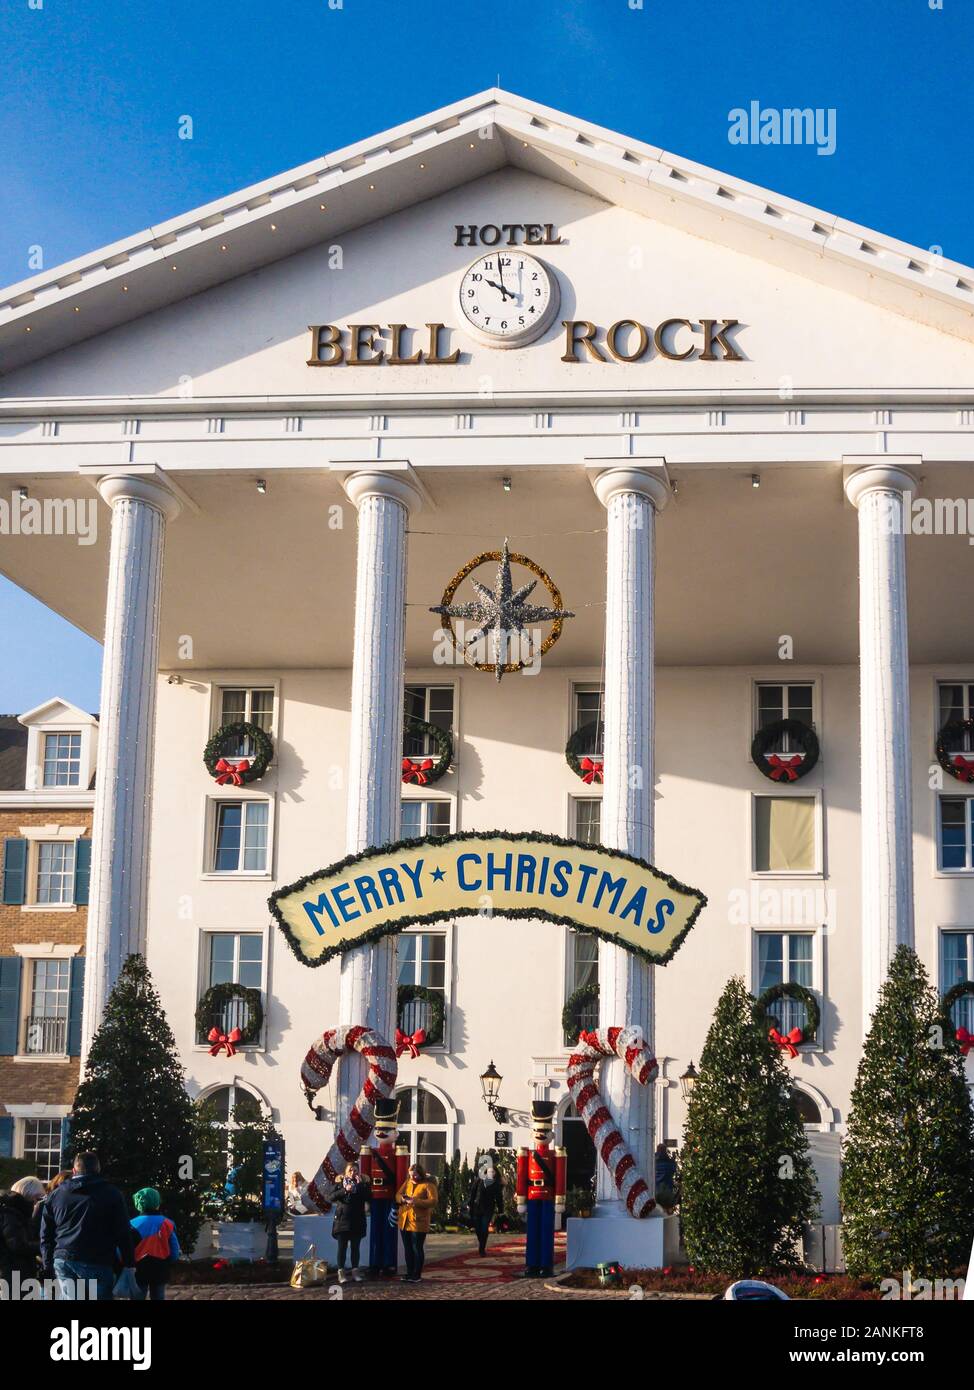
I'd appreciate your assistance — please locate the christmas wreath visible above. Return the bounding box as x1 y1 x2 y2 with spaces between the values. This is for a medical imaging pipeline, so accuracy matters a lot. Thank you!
402 717 453 785
942 981 974 1055
562 981 600 1039
750 720 819 783
195 982 264 1052
935 720 974 783
203 722 273 785
566 723 605 784
396 984 445 1047
756 982 820 1055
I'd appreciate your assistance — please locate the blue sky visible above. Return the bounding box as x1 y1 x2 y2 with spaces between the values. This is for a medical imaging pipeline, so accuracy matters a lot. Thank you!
0 0 971 712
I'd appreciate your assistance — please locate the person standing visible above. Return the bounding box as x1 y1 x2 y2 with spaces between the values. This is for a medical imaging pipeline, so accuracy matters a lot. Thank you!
40 1152 135 1301
468 1158 503 1256
396 1163 438 1284
285 1170 308 1216
129 1187 181 1301
327 1162 370 1283
0 1182 40 1289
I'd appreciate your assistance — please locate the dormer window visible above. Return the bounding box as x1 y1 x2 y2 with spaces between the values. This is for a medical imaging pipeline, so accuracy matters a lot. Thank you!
42 733 82 787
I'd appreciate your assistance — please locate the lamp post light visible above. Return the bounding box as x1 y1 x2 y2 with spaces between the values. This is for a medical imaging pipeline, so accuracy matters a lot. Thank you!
679 1060 698 1102
480 1060 508 1124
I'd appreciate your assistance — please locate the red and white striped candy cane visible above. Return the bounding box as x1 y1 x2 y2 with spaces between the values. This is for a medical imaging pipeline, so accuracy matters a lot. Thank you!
299 1024 397 1214
566 1025 659 1218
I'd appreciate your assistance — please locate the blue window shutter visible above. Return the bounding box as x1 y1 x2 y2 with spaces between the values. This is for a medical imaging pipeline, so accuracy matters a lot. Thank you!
2 839 27 905
68 957 85 1057
59 1116 72 1169
0 957 22 1055
0 1116 13 1158
73 839 91 906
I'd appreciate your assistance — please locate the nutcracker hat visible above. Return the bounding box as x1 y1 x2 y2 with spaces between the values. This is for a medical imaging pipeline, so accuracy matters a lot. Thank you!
531 1100 556 1124
373 1098 400 1126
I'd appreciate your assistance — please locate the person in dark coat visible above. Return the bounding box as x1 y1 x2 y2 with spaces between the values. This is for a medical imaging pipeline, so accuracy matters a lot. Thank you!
41 1152 136 1301
0 1188 38 1287
469 1157 503 1256
327 1162 370 1283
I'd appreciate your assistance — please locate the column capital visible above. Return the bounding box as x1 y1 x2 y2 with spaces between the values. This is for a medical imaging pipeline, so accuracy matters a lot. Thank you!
80 465 183 521
843 457 921 510
590 462 671 513
336 464 423 514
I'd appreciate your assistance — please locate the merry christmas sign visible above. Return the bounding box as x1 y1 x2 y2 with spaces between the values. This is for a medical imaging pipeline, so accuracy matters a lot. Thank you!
270 831 706 967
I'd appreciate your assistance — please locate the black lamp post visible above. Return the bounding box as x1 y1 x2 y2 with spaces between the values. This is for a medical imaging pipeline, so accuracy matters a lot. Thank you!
480 1060 508 1124
679 1060 698 1101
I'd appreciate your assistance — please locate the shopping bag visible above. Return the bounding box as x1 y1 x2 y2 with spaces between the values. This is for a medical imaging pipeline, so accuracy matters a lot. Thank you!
113 1267 144 1300
290 1243 328 1289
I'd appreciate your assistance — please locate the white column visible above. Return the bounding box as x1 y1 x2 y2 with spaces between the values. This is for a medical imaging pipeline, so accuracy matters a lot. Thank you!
337 469 421 1127
844 459 919 1030
592 465 670 1215
81 470 181 1059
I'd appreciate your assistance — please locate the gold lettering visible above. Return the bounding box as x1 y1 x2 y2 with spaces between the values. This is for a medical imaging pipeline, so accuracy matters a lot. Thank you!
561 320 606 363
699 319 742 362
426 323 460 364
347 325 385 365
543 224 562 244
606 319 649 363
387 324 424 365
653 318 695 361
307 324 344 366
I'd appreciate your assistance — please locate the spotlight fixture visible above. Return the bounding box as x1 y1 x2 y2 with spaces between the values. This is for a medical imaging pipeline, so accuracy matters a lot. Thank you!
167 673 183 685
502 476 512 493
751 473 761 489
18 486 28 500
256 479 267 494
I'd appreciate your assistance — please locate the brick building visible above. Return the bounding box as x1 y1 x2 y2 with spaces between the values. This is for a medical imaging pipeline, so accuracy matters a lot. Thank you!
0 698 95 1178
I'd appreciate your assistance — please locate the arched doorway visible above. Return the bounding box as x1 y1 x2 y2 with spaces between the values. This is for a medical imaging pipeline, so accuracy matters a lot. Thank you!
196 1080 269 1193
395 1082 456 1179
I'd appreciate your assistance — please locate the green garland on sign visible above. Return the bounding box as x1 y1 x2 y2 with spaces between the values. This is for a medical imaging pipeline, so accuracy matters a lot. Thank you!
755 981 820 1045
402 717 453 784
195 982 264 1046
750 720 819 782
561 982 599 1040
565 722 604 781
397 984 445 1046
203 722 273 784
936 720 974 783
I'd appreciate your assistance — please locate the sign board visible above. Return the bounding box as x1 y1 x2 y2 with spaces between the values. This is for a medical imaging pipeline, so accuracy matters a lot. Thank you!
262 1135 285 1215
270 831 706 968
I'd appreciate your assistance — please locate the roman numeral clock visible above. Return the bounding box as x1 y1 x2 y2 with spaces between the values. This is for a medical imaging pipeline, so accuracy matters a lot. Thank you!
458 251 560 347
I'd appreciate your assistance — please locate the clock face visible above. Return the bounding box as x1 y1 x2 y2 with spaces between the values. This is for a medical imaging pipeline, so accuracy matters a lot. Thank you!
458 252 560 347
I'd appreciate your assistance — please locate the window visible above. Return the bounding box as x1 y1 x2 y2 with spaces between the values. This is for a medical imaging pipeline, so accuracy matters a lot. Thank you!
938 683 974 752
791 1088 822 1126
22 1118 63 1182
42 733 82 787
572 798 601 846
212 801 269 873
572 686 604 756
36 841 76 904
942 931 974 1032
198 933 264 1044
753 795 817 873
564 931 599 1045
756 932 816 1037
396 1085 451 1178
400 800 451 839
397 932 446 1039
938 797 974 871
404 685 454 758
219 688 274 758
755 683 815 754
24 959 70 1055
197 1083 265 1190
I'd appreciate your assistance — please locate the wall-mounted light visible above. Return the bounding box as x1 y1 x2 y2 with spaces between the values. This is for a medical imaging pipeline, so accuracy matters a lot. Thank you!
18 486 28 501
256 479 267 494
751 474 761 489
680 1060 699 1100
502 476 512 493
167 674 183 686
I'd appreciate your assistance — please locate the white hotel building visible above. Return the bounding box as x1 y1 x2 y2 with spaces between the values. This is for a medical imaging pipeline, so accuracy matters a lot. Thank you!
1 92 974 1247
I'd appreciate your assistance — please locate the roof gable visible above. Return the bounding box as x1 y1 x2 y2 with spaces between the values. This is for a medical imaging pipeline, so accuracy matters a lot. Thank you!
2 89 973 377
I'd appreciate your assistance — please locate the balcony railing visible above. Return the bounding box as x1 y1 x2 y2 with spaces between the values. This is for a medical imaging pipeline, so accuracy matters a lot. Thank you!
23 1015 68 1055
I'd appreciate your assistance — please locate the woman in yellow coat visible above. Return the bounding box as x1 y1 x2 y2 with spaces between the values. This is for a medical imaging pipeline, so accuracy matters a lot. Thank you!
395 1164 438 1283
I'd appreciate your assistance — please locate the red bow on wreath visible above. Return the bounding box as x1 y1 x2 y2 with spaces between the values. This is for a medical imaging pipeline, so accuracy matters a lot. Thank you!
952 756 974 783
579 756 604 785
766 754 803 783
208 1026 243 1057
769 1026 803 1058
215 757 250 786
402 757 435 785
395 1027 427 1058
956 1027 974 1057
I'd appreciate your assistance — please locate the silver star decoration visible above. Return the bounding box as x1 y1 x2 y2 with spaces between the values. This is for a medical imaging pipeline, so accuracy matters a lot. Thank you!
431 539 574 682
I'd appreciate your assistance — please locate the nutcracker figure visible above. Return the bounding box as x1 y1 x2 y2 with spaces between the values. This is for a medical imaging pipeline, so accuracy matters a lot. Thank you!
516 1099 567 1277
359 1097 409 1277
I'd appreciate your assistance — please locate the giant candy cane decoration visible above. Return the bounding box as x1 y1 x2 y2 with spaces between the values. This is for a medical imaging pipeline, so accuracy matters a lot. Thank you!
566 1025 659 1218
298 1024 398 1214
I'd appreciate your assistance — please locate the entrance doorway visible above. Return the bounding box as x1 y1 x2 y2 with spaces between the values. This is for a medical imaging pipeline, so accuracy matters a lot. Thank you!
560 1101 596 1203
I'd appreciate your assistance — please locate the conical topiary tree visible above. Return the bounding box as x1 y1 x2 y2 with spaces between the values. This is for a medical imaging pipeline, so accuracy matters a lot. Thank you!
67 954 204 1248
680 976 818 1275
840 944 974 1281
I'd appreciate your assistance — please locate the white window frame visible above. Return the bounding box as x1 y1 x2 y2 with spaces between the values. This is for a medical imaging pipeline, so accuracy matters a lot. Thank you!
210 682 279 737
404 683 456 735
40 731 83 789
569 682 604 754
935 793 974 875
9 1109 68 1181
562 928 600 1050
935 679 974 751
195 927 268 1052
750 790 824 878
19 699 98 795
17 824 87 912
749 925 824 1051
752 680 819 733
569 794 602 843
396 923 454 1053
398 797 454 834
939 930 974 1044
394 1080 457 1176
201 794 275 879
10 943 79 1063
195 1081 273 1174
